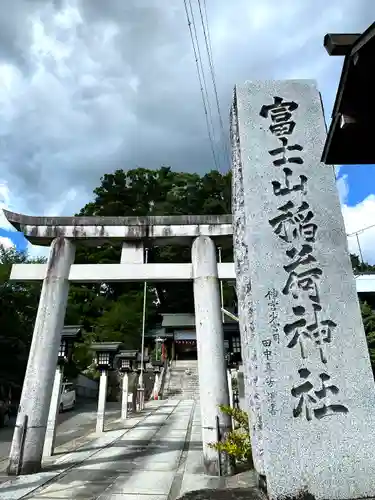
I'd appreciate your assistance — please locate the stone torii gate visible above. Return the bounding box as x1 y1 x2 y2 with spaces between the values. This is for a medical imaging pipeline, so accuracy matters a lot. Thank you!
3 211 234 477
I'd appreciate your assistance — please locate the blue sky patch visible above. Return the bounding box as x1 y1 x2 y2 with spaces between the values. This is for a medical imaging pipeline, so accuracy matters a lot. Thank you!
339 165 375 206
0 228 28 251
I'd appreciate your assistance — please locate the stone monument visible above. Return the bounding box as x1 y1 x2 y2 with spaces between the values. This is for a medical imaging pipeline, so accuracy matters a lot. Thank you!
231 79 375 500
232 104 265 475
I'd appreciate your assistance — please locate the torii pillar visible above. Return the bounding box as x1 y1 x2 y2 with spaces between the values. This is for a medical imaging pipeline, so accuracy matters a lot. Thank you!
7 237 75 475
192 235 232 476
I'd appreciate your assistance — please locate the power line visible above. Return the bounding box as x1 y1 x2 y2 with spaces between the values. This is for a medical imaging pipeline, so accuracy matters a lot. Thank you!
183 0 220 172
187 0 220 170
347 223 375 237
197 0 231 169
202 0 214 62
346 224 375 265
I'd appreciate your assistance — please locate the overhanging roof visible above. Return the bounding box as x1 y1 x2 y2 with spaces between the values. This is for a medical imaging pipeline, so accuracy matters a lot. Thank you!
61 325 82 340
323 33 360 56
161 311 238 328
322 22 375 164
90 342 123 352
161 313 195 328
117 350 138 359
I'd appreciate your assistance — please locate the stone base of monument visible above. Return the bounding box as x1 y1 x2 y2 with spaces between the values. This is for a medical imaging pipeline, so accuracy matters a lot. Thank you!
258 474 267 493
177 487 267 500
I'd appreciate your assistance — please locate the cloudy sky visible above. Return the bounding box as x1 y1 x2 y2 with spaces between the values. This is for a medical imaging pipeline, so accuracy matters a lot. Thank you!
0 0 374 261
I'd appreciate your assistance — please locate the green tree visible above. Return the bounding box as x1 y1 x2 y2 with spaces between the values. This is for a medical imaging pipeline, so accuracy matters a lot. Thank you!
351 254 375 374
75 166 233 315
360 301 375 367
64 166 234 370
0 245 46 397
351 253 375 274
95 290 157 346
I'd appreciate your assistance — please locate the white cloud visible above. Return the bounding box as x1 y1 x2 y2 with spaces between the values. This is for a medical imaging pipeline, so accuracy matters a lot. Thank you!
0 180 16 230
343 198 375 265
338 174 375 265
0 0 139 216
336 174 349 205
26 241 50 260
0 0 372 219
0 235 14 249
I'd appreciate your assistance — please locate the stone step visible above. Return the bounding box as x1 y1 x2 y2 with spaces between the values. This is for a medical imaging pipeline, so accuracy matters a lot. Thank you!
165 363 200 400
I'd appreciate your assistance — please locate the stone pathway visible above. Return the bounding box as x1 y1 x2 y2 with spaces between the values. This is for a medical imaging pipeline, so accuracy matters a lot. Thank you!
0 402 123 486
0 400 257 499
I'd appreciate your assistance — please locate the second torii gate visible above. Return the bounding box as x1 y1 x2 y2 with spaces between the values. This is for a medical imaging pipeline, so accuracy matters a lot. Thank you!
3 210 234 477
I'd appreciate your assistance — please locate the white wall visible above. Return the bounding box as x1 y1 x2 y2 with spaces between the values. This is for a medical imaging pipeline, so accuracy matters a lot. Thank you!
74 373 99 399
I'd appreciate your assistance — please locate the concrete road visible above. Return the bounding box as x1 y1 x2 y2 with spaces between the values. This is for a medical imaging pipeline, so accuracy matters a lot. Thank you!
0 400 121 466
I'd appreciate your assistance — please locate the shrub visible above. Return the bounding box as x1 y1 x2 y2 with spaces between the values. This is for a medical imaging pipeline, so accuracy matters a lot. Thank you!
209 404 253 467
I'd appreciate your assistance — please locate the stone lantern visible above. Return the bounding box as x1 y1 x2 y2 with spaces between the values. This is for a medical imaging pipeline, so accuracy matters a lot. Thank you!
43 325 82 458
115 350 138 420
225 352 239 414
90 342 122 433
91 342 122 371
151 359 163 400
152 360 163 373
136 352 149 410
57 326 82 364
135 352 149 373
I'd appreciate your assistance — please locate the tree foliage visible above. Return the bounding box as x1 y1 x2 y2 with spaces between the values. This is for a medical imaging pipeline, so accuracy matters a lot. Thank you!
74 166 233 313
0 246 46 397
360 301 375 368
56 166 232 372
351 253 375 275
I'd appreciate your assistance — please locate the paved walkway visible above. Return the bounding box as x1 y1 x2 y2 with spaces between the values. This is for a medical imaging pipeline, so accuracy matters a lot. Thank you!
0 402 123 486
0 399 252 500
0 402 121 461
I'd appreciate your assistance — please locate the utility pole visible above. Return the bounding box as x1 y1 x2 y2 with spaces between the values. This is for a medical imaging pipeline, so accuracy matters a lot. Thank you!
218 247 225 323
138 248 149 407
